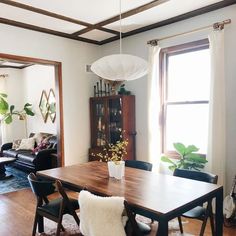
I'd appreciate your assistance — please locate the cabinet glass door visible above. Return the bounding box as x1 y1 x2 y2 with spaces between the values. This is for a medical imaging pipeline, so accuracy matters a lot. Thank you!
92 100 107 147
108 98 122 144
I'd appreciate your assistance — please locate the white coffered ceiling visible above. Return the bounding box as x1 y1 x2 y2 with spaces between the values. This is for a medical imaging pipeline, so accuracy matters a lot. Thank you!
0 0 234 44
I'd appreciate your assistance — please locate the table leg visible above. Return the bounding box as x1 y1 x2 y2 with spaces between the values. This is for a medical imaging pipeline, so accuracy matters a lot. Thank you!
215 187 223 236
38 216 44 233
157 219 168 236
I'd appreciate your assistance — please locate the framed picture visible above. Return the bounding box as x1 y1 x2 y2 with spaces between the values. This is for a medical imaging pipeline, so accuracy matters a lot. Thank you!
48 89 56 123
39 90 49 123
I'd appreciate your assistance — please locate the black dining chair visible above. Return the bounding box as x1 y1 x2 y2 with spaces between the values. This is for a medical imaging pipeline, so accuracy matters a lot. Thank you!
28 173 80 236
125 160 153 234
125 160 153 172
173 168 218 236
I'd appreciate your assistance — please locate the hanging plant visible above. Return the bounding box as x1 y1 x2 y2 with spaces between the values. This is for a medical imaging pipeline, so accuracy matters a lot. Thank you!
0 93 35 124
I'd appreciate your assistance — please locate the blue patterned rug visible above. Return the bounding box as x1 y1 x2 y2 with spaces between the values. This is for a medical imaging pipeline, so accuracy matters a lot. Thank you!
0 165 30 194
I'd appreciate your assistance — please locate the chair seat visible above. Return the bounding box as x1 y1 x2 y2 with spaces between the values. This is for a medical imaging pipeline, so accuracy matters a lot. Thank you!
38 197 79 217
183 206 206 219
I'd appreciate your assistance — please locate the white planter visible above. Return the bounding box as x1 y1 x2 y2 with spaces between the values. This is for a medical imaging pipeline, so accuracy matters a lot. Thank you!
107 161 125 180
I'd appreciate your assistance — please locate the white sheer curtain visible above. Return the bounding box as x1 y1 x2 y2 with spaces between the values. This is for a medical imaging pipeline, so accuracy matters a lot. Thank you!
207 29 226 187
147 44 161 171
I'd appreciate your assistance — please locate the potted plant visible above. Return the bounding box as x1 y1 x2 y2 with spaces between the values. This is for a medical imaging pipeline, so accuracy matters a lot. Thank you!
0 93 35 124
161 142 208 171
92 133 128 179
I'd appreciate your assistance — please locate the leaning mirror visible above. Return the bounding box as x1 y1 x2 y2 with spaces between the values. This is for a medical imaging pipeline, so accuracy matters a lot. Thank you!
39 90 49 123
48 88 56 123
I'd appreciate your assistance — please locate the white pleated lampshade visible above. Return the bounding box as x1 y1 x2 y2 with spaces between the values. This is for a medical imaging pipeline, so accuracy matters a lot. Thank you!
91 54 148 81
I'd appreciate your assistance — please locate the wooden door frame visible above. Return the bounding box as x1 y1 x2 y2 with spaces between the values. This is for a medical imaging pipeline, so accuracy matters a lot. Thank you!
0 53 64 167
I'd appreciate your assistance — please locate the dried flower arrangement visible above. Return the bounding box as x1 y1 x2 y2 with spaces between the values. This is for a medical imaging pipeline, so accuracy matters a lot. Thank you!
92 132 128 164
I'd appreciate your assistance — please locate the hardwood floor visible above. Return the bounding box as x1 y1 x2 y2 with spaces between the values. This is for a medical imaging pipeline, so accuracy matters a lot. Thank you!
0 189 235 236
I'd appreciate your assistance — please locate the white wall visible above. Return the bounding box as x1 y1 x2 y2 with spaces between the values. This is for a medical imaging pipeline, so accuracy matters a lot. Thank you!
0 24 100 165
0 68 26 143
23 64 56 135
100 5 236 193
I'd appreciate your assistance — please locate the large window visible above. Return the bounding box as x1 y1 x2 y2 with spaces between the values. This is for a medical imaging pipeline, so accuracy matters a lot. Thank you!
160 40 210 155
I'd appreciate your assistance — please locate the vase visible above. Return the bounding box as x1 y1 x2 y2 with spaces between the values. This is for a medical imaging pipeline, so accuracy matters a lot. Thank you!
107 161 125 180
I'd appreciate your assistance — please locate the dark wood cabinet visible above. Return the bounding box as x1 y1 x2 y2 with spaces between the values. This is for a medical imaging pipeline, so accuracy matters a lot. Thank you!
89 95 136 161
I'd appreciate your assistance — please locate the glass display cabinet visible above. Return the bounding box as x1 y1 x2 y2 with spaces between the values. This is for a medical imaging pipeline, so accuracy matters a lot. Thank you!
89 95 136 161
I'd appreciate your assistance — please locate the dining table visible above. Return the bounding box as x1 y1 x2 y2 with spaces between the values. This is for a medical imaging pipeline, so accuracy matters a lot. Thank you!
37 161 223 236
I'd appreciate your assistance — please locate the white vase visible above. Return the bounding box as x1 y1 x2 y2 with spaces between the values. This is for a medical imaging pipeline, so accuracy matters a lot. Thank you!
107 161 115 178
107 161 125 180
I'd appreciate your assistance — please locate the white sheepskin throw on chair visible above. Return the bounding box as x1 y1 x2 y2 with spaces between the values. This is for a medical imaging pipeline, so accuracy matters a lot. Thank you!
79 190 126 236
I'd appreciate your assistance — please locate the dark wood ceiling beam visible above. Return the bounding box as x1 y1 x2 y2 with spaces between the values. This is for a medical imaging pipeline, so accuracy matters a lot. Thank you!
0 0 119 36
0 17 100 45
99 0 236 45
72 25 119 36
0 0 91 27
95 27 119 35
72 0 169 36
97 0 169 27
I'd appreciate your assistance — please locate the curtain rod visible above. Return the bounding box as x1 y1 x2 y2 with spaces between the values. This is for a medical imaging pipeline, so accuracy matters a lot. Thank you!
147 19 231 46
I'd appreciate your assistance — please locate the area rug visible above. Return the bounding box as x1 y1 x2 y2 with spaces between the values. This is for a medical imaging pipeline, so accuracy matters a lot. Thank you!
37 214 194 236
0 166 30 194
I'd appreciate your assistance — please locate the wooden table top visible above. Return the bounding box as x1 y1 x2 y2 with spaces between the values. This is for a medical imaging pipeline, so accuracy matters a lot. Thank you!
38 161 222 216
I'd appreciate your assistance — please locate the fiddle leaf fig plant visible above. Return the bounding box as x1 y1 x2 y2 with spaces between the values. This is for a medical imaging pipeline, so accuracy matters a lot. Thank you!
0 93 9 115
161 142 208 171
0 93 35 124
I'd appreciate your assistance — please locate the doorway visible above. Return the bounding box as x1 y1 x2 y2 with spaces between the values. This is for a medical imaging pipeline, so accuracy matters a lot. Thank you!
0 53 64 167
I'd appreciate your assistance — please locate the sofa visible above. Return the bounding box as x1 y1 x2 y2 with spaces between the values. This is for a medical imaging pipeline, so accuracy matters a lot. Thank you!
1 133 57 172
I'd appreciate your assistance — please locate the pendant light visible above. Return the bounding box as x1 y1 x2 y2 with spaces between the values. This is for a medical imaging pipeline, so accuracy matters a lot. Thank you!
91 0 148 81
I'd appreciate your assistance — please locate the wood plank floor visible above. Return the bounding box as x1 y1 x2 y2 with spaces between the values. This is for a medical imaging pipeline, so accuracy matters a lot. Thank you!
0 189 235 236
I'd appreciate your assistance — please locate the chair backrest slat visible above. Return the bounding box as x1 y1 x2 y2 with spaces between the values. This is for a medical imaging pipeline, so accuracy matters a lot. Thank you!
125 160 152 172
173 168 218 184
28 173 55 198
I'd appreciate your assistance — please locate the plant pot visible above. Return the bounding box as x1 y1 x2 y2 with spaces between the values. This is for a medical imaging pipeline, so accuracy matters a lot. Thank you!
107 161 125 180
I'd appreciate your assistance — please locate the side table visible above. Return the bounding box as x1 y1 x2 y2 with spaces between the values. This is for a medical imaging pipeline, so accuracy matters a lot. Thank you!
0 157 16 180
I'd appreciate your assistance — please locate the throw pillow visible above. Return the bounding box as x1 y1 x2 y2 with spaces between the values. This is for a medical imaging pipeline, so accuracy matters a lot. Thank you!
32 140 50 154
12 139 22 149
79 190 127 236
33 133 52 146
17 137 35 150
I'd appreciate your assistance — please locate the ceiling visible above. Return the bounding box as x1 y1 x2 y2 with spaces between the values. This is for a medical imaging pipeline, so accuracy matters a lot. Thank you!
0 58 33 69
0 0 235 45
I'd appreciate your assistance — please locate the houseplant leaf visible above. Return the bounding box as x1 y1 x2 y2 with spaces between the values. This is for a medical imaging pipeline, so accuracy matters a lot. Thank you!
0 93 7 98
10 105 15 114
185 145 199 155
24 107 35 116
24 103 32 108
161 156 176 165
0 97 9 115
3 114 13 124
173 143 186 156
186 153 208 163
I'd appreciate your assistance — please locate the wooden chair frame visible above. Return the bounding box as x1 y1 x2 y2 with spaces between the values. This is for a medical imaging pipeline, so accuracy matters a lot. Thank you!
28 173 80 236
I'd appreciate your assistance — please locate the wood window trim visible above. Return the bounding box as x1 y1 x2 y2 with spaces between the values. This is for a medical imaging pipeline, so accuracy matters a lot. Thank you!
159 38 210 156
0 53 64 167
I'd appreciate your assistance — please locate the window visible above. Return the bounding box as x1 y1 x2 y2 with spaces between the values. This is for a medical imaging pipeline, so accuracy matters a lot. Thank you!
160 39 210 155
